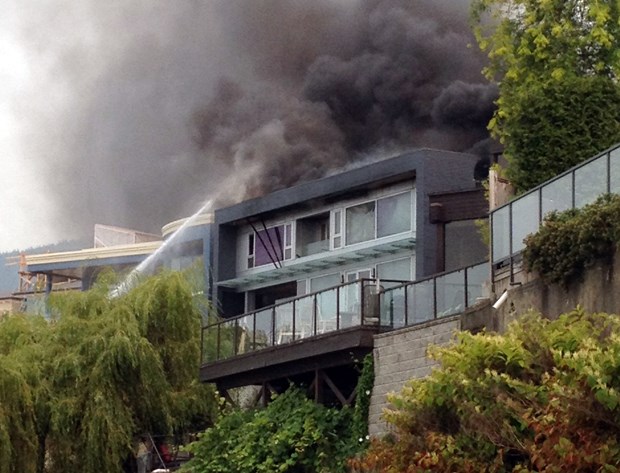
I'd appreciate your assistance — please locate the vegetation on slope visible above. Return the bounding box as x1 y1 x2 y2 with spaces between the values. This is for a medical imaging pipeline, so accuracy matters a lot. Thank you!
351 309 620 472
182 355 375 473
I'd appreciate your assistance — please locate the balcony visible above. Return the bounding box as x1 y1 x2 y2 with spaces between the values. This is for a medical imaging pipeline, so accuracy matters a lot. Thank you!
200 261 490 390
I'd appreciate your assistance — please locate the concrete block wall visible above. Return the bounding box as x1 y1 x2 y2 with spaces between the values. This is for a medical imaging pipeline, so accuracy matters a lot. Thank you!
368 315 461 436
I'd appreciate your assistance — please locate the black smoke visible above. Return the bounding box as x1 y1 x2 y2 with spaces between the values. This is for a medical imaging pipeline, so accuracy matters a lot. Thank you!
11 0 496 243
193 0 496 201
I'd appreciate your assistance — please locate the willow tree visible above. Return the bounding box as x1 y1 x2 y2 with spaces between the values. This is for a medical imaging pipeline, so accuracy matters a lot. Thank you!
471 0 620 191
0 313 50 473
0 270 216 473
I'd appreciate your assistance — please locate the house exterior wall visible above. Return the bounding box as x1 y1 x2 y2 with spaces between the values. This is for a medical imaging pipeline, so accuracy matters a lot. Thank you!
212 149 481 317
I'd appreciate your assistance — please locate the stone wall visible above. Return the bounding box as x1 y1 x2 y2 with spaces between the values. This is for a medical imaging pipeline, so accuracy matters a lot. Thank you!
492 251 620 333
367 252 620 436
368 315 461 436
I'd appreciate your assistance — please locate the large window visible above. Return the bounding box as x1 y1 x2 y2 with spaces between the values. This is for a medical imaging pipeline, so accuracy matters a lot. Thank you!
378 192 411 237
248 224 292 268
346 202 376 245
345 191 412 245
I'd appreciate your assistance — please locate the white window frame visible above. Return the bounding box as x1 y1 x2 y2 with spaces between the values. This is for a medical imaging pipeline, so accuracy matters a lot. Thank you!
343 190 413 247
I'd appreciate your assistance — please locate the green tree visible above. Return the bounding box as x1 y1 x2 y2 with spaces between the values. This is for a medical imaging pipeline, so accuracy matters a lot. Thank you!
351 309 620 472
471 0 620 192
0 270 217 473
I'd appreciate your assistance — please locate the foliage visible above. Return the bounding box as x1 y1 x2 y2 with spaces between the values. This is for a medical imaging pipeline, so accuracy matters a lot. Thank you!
471 0 620 192
351 309 620 472
495 75 620 191
182 387 356 473
351 354 375 448
523 194 620 287
0 270 217 473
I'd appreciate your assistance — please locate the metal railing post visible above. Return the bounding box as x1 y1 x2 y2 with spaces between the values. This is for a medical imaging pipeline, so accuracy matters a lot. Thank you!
271 307 276 346
292 300 296 341
336 286 340 330
313 295 318 336
404 285 409 326
464 266 469 309
432 277 437 319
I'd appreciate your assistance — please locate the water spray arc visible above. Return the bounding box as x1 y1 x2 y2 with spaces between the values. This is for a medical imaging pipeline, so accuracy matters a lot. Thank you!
111 198 214 297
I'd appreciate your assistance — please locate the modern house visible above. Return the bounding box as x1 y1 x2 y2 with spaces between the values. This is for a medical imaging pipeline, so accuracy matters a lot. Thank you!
202 149 488 404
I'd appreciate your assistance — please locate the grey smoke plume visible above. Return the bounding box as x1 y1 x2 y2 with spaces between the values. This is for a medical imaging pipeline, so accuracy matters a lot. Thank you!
7 0 495 246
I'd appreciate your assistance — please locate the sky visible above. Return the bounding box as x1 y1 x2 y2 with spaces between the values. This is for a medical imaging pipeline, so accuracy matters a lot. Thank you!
0 0 495 253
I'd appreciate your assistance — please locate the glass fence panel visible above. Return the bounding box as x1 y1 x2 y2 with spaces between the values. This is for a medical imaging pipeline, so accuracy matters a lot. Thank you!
219 320 236 360
254 308 273 350
316 288 338 335
381 286 406 328
435 270 465 317
574 155 608 207
201 325 218 364
511 191 540 253
409 280 434 324
340 282 362 328
275 302 295 345
295 296 315 340
236 314 254 355
611 149 620 194
541 173 573 217
492 206 510 262
467 263 489 306
362 281 381 325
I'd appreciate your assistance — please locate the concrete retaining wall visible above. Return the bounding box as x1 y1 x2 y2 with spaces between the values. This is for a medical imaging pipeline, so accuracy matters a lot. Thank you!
368 315 460 436
368 252 620 436
493 252 620 333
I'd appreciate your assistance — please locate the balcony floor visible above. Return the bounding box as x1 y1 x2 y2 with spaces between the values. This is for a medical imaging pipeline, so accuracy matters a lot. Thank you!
200 325 379 390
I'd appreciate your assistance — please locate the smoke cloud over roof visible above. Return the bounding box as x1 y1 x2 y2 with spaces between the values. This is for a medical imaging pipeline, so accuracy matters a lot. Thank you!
1 0 495 250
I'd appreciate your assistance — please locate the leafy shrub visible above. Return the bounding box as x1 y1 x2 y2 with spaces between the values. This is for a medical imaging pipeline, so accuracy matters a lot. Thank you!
350 309 620 472
523 194 620 287
182 387 356 473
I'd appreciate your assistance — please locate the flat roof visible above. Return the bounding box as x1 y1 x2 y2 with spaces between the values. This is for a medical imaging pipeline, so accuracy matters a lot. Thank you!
24 241 162 279
215 148 477 224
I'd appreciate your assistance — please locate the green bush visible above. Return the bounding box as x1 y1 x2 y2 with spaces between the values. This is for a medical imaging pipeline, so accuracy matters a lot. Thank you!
523 194 620 287
182 387 356 473
351 309 620 472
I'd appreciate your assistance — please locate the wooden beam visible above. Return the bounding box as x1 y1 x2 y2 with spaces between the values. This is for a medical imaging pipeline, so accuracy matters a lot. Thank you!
322 370 348 406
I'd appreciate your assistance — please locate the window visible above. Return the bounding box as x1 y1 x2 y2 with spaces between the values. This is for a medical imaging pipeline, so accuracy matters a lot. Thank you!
345 191 413 246
377 192 411 237
346 202 376 245
247 223 292 268
296 212 330 257
376 258 411 281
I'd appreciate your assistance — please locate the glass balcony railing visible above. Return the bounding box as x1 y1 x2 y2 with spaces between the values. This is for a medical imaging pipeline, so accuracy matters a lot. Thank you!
201 261 491 364
379 261 489 329
201 278 407 364
490 143 620 278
